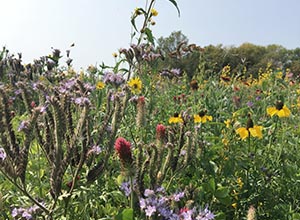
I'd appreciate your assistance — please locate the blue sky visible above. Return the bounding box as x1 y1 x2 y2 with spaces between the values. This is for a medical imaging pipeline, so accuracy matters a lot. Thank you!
1 0 300 69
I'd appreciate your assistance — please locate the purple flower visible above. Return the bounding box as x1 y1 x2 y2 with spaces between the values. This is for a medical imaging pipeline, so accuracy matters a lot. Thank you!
145 205 156 217
180 209 194 220
74 97 91 106
247 101 254 108
140 198 146 209
195 205 215 220
18 120 29 132
144 189 155 197
256 96 261 101
102 71 125 86
173 192 185 202
170 68 181 76
0 148 6 160
11 208 19 217
22 211 32 219
90 145 102 155
120 181 131 197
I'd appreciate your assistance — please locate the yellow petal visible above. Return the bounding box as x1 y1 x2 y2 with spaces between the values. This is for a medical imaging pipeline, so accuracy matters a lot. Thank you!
236 127 249 140
277 105 291 117
267 107 278 117
194 115 201 123
206 115 213 121
249 126 263 139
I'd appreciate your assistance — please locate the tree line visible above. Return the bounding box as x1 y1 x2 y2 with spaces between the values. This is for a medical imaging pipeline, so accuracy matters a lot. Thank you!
156 31 300 80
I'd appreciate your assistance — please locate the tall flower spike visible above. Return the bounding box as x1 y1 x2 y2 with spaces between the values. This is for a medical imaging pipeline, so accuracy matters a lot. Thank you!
156 124 166 146
136 96 146 128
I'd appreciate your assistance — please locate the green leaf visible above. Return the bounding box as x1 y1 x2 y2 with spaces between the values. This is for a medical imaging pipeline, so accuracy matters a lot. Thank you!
207 178 216 193
167 0 180 16
114 208 133 220
131 15 138 32
215 187 229 199
144 28 155 45
293 213 300 220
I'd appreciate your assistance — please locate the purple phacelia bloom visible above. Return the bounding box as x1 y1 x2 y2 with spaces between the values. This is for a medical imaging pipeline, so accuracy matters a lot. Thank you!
74 97 91 106
144 189 155 197
145 206 156 217
22 211 32 219
18 120 29 132
14 89 22 96
0 148 7 160
102 71 125 86
247 101 254 108
120 181 131 197
173 192 185 202
170 68 181 76
90 145 102 155
195 205 215 220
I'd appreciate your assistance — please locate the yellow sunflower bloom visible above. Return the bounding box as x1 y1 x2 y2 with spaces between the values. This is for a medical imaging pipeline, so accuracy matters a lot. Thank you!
236 127 249 140
128 77 142 94
96 81 105 90
267 101 291 118
169 113 183 124
194 111 212 123
236 116 263 140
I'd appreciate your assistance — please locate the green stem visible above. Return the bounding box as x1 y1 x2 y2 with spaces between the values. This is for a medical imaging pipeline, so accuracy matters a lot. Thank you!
0 168 50 215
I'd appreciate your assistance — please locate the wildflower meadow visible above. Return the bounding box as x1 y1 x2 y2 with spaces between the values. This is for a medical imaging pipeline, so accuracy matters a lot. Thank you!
1 0 300 219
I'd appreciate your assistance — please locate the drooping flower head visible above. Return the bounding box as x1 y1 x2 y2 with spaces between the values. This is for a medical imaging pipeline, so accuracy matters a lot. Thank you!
114 137 133 168
169 113 183 124
194 110 212 124
128 77 142 94
236 115 263 140
267 101 291 117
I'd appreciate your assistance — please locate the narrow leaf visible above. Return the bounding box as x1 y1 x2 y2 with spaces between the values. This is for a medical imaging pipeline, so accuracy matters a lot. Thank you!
144 28 155 45
168 0 180 16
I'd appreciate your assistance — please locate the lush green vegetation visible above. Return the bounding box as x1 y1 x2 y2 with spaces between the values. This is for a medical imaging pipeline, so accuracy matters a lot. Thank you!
1 1 300 219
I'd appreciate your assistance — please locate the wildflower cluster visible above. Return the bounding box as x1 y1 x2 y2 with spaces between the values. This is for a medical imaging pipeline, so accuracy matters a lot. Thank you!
139 187 215 219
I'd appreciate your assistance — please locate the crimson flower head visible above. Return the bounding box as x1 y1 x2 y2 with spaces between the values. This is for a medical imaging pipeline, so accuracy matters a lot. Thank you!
114 137 133 167
156 124 166 144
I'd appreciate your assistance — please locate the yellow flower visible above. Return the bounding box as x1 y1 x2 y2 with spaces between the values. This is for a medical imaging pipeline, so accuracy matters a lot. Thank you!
224 119 231 128
236 116 263 140
151 8 158 16
128 77 142 94
169 113 183 124
267 101 291 118
96 81 105 90
112 52 118 58
194 111 212 123
232 203 237 209
237 177 243 188
222 138 229 146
